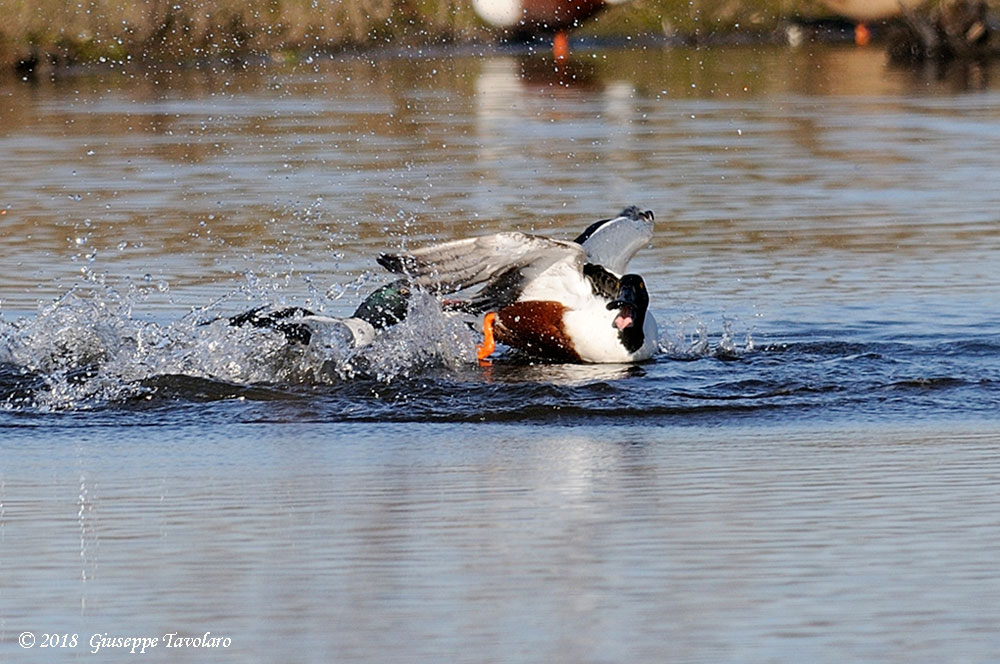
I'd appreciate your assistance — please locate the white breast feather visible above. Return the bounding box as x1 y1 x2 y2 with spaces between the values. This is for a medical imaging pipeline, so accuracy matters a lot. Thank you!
562 308 659 363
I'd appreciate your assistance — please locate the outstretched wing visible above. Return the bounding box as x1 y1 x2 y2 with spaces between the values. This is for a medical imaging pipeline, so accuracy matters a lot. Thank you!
378 232 586 299
573 206 654 276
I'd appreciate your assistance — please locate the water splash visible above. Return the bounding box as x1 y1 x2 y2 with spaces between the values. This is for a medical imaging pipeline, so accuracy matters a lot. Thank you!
658 313 755 360
1 252 754 413
0 277 478 411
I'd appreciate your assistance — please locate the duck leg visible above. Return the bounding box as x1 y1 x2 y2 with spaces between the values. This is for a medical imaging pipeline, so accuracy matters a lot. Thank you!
477 312 497 361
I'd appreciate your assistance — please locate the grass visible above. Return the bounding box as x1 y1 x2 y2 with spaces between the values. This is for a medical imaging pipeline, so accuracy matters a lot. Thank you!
0 0 894 75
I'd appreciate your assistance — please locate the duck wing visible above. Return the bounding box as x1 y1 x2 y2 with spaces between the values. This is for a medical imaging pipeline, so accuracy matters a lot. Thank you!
378 232 586 302
574 206 654 276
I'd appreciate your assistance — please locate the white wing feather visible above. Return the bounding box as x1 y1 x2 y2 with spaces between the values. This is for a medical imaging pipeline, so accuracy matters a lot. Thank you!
379 232 586 293
578 213 654 276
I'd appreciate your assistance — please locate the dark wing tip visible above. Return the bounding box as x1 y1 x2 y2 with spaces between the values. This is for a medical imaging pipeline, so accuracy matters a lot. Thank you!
377 252 417 274
227 306 315 344
619 205 654 222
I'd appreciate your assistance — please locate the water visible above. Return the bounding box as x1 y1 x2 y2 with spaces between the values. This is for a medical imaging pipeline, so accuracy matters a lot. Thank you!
2 44 1000 662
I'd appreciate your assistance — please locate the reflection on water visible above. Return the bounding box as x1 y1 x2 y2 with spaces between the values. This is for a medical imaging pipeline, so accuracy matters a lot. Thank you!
3 44 1000 663
3 423 1000 663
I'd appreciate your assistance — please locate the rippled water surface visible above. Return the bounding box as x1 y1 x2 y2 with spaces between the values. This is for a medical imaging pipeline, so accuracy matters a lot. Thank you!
2 44 1000 662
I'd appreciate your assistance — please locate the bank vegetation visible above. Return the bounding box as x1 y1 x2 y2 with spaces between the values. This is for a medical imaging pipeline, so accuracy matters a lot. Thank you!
0 0 820 75
2 0 997 76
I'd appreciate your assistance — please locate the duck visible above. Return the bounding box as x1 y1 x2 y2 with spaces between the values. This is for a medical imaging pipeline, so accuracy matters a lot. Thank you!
819 0 924 22
229 206 658 364
226 280 412 349
818 0 926 45
377 206 658 363
472 0 633 58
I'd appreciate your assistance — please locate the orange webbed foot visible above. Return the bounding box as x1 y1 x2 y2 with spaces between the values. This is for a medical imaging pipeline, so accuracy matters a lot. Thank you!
477 312 497 362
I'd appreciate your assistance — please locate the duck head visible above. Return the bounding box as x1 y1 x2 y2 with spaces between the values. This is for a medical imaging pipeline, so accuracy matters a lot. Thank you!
352 280 412 330
607 273 650 353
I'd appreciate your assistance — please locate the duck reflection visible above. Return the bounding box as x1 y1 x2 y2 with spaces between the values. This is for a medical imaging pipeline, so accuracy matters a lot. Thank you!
479 360 646 385
472 56 640 210
517 55 600 90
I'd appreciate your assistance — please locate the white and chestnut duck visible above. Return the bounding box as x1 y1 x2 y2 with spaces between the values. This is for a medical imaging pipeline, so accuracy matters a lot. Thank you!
231 206 658 364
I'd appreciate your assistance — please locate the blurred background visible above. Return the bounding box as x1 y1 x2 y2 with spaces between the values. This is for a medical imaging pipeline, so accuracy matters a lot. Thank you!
3 0 998 74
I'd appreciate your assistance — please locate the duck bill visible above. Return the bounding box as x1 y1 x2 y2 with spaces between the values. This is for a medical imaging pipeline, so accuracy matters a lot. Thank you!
612 302 635 330
607 276 648 331
607 294 637 330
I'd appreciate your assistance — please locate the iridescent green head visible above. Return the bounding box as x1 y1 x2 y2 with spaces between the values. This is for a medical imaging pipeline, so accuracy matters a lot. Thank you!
352 280 412 330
